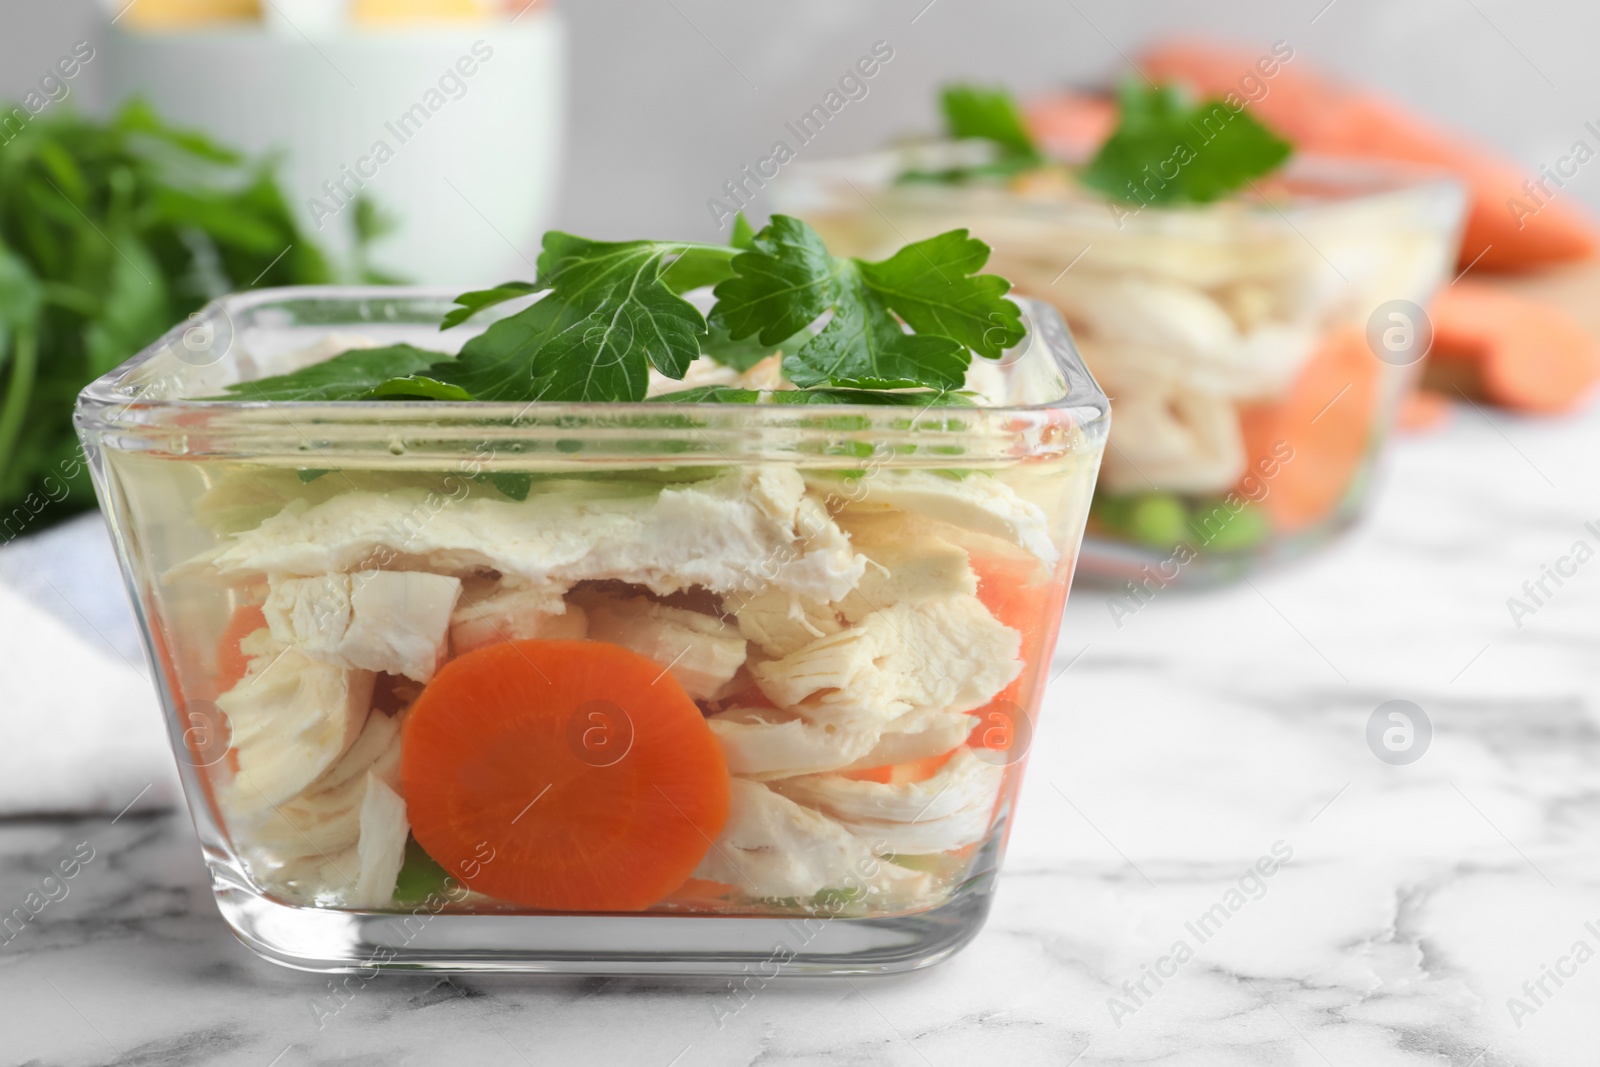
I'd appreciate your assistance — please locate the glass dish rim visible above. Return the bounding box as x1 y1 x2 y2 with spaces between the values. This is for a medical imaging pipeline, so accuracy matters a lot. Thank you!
778 148 1469 228
74 287 1111 436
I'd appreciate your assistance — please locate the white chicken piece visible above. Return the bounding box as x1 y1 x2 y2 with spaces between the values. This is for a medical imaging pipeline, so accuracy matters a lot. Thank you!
1051 275 1240 384
449 581 587 656
772 748 1004 855
732 513 976 659
733 587 842 659
350 776 409 908
834 512 977 622
648 356 741 395
243 710 410 908
694 779 929 901
264 570 462 683
195 466 867 605
734 353 786 391
1097 384 1247 495
806 470 1058 565
1232 323 1322 400
752 594 1021 728
217 629 373 821
246 706 401 854
838 711 978 773
710 705 976 780
961 353 1011 406
646 353 789 396
707 707 878 780
581 595 746 700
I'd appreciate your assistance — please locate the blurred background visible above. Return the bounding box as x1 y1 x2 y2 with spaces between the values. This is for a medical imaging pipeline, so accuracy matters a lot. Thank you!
5 0 1600 245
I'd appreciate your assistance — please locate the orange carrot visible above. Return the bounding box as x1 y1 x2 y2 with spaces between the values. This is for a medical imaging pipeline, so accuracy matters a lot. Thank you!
1024 92 1116 159
1397 389 1452 433
969 552 1049 634
1237 325 1380 534
1429 281 1600 413
1135 40 1600 272
966 554 1066 756
401 639 730 912
215 603 266 693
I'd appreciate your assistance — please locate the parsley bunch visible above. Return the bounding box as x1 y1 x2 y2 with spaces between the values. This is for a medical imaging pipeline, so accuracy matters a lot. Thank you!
230 215 1026 406
1 101 354 531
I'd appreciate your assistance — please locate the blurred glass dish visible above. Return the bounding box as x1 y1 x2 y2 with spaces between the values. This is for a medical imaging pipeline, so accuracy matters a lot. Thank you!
75 286 1106 974
776 149 1466 583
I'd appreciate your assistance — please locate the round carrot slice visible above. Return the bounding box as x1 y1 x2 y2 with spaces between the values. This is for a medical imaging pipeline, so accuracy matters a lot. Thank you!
401 639 730 912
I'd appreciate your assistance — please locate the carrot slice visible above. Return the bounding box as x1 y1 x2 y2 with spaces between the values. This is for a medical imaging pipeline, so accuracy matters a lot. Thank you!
967 554 1067 756
401 639 730 912
1428 281 1600 414
1135 40 1600 272
970 552 1049 634
215 603 267 693
1237 325 1381 534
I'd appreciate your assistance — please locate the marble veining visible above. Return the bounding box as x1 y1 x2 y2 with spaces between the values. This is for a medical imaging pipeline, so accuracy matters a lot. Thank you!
2 401 1599 1065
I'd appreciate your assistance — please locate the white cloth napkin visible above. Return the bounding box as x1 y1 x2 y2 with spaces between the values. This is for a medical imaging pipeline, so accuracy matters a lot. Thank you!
0 515 179 816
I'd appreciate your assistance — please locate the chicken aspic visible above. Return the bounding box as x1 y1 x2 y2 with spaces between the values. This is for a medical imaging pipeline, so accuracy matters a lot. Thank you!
781 83 1464 566
168 444 1071 916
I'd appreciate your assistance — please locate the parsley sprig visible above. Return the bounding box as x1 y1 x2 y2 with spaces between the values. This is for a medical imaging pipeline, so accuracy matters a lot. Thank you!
900 81 1293 205
713 217 1021 390
223 216 1024 405
899 84 1046 184
1080 82 1292 205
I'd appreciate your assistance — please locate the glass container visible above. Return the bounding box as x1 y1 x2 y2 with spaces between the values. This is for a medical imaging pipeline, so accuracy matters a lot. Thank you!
777 152 1466 583
75 286 1107 974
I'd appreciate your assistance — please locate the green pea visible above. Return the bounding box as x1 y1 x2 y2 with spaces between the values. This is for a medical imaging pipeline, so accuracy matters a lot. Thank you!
1127 494 1189 548
1197 503 1271 551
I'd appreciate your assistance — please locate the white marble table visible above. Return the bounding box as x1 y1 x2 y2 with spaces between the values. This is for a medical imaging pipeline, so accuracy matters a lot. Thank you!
3 398 1598 1067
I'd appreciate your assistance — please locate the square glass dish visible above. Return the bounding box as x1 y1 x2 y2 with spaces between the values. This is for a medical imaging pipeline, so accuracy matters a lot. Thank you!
75 286 1108 974
775 152 1466 583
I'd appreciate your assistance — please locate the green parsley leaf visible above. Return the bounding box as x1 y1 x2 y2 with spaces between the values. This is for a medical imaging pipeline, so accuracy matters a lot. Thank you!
219 343 449 402
712 216 1022 390
857 229 1023 360
898 84 1044 184
701 320 813 372
440 281 539 330
645 385 762 404
784 268 967 390
730 211 758 250
476 471 534 501
941 84 1042 160
1080 82 1292 205
710 216 837 346
364 375 473 401
430 233 740 403
424 295 580 402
